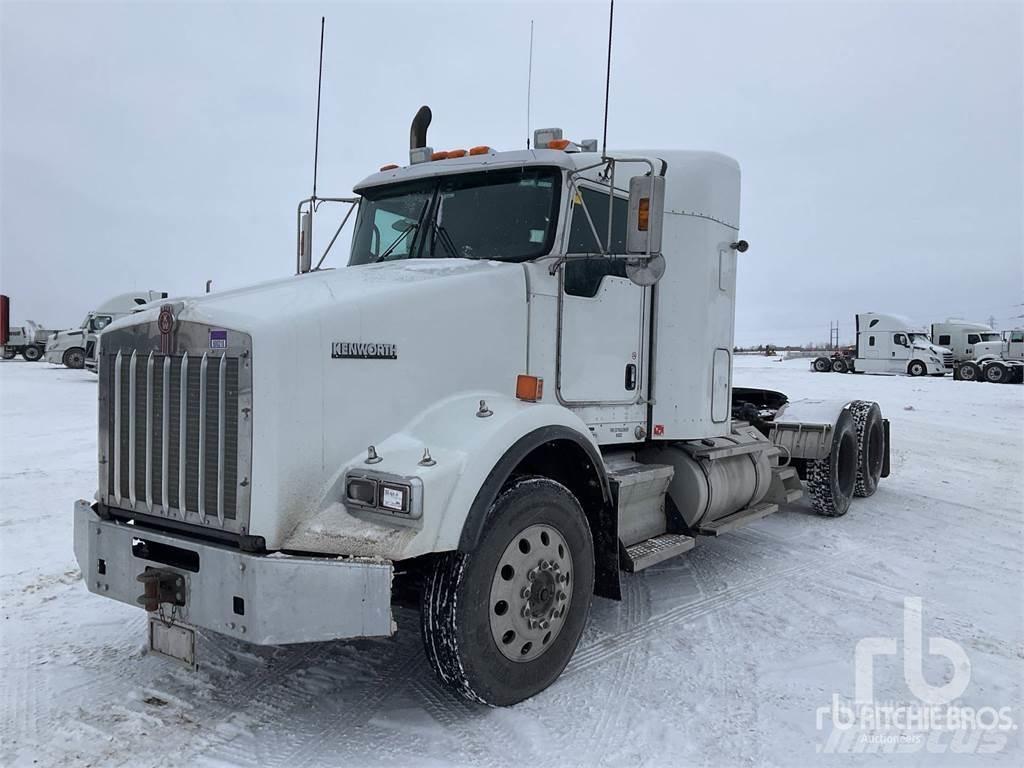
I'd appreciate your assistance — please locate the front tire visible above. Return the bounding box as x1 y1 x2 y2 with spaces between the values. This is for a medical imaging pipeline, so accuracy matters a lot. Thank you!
421 476 594 706
21 345 43 362
63 347 86 369
908 360 927 377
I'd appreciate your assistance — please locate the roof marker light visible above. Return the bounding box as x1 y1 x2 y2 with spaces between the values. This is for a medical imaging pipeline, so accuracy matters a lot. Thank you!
447 149 467 158
379 163 399 171
431 150 450 161
469 145 492 156
548 139 571 150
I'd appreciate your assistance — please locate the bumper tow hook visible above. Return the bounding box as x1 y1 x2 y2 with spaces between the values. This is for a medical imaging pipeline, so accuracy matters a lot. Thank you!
136 569 186 612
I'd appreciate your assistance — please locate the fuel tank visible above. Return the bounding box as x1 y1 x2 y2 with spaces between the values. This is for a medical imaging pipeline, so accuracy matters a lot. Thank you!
641 424 773 529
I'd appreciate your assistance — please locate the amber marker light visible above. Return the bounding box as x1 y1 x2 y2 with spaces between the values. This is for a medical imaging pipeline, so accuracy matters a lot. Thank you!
516 374 544 402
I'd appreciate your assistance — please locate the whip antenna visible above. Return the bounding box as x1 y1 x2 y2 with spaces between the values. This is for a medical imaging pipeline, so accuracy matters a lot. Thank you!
526 20 534 149
312 16 325 200
601 0 614 158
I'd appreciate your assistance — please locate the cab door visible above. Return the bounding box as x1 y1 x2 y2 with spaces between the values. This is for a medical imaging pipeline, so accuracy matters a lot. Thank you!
557 187 649 421
891 332 911 364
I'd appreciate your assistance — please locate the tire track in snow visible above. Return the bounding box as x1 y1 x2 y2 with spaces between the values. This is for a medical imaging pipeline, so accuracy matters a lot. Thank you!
565 546 863 677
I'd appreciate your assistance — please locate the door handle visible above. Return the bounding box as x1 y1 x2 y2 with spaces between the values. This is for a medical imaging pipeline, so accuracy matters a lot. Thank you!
624 363 637 391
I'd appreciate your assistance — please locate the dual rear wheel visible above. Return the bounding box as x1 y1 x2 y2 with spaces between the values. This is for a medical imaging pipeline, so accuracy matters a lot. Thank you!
806 401 884 516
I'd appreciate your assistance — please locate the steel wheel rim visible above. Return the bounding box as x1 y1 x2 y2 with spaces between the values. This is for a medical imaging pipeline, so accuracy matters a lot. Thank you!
488 522 573 663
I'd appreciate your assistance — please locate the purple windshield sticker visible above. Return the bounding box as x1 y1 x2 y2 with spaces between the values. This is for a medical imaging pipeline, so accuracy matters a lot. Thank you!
209 329 228 350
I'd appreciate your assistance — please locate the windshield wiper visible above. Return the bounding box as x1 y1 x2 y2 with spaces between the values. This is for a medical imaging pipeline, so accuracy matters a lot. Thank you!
432 222 459 259
374 224 418 263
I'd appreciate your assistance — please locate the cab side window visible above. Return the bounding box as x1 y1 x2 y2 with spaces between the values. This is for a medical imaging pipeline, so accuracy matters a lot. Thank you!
893 333 907 346
938 335 951 346
868 335 876 346
967 334 981 344
1011 331 1024 343
564 188 628 298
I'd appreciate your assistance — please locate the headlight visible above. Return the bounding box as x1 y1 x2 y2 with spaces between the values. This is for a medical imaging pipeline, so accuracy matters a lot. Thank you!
344 471 422 519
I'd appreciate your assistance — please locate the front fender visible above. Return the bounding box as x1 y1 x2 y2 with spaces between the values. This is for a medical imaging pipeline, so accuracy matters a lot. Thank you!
282 392 601 561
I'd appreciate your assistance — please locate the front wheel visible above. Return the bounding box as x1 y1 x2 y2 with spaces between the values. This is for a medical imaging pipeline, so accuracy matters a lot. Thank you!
908 360 927 377
21 345 43 362
421 476 594 706
63 347 86 369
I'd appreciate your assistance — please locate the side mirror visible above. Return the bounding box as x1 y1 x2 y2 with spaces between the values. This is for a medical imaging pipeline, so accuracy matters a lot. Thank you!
297 211 312 274
626 175 665 256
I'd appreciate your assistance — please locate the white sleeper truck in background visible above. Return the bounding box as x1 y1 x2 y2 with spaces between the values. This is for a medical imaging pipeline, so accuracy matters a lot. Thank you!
933 320 1024 383
73 108 892 705
814 312 950 376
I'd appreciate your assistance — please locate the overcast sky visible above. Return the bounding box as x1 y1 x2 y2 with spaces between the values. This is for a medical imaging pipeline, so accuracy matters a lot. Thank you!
2 0 1021 345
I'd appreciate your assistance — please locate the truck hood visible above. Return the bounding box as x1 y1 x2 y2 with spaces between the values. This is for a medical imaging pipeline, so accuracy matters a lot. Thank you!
107 259 531 549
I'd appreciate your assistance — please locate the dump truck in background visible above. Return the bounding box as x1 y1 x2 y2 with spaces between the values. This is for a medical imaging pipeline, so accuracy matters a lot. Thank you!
72 110 892 706
2 320 55 362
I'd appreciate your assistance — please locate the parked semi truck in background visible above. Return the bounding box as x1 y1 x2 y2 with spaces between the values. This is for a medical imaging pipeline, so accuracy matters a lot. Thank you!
73 110 891 705
932 320 1024 383
44 291 169 370
812 312 950 376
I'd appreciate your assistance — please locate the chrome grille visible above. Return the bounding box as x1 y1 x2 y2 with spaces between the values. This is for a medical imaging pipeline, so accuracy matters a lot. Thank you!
943 352 954 369
98 318 252 534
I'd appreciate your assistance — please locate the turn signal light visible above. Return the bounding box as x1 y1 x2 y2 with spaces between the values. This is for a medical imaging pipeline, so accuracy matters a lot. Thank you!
447 149 467 158
516 374 544 402
469 145 492 155
379 163 399 171
638 198 650 231
548 139 571 150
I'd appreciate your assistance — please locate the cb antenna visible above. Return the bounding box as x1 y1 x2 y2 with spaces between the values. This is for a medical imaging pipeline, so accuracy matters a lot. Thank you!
312 16 325 200
526 19 534 149
601 0 614 159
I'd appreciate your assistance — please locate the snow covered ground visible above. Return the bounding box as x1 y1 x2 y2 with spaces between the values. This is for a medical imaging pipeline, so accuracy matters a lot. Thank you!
1 355 1021 767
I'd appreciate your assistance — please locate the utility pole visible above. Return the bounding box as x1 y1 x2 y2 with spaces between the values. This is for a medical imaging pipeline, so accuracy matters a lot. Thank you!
829 321 839 350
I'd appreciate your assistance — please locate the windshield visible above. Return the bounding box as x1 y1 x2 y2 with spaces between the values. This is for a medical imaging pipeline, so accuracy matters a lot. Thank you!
349 167 560 266
910 333 931 346
979 332 999 342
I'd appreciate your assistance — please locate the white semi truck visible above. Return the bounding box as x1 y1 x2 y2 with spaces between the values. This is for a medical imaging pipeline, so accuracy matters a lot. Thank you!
46 291 169 370
73 110 892 706
932 320 1024 383
812 312 950 376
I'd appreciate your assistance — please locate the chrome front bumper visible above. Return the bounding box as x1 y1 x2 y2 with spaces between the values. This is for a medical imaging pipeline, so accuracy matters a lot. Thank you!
73 500 395 644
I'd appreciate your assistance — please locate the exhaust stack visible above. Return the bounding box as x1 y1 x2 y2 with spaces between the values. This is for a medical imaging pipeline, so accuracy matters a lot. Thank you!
409 106 433 164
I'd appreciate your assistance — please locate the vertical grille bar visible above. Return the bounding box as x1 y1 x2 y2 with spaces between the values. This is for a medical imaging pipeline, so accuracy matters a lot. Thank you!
217 354 226 526
145 352 154 512
128 351 138 507
198 353 208 522
179 353 189 515
161 356 170 513
113 351 123 504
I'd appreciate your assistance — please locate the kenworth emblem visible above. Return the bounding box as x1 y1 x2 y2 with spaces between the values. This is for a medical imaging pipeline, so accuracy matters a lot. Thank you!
158 305 174 353
331 341 397 360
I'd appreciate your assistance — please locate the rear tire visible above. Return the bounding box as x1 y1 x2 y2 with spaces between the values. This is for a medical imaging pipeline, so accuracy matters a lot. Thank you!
958 362 980 381
908 360 927 377
813 357 832 373
806 410 858 517
62 347 86 369
421 476 594 706
984 362 1007 383
849 401 883 497
21 345 43 362
831 358 848 374
1 348 15 360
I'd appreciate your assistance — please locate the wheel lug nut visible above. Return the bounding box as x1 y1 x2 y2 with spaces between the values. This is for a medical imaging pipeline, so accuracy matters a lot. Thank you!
539 619 550 630
521 605 530 618
527 571 536 581
557 591 567 601
521 587 531 599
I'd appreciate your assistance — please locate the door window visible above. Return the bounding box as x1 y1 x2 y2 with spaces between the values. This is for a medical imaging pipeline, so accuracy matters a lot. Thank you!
967 333 981 345
893 333 907 346
938 335 950 346
564 187 628 297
